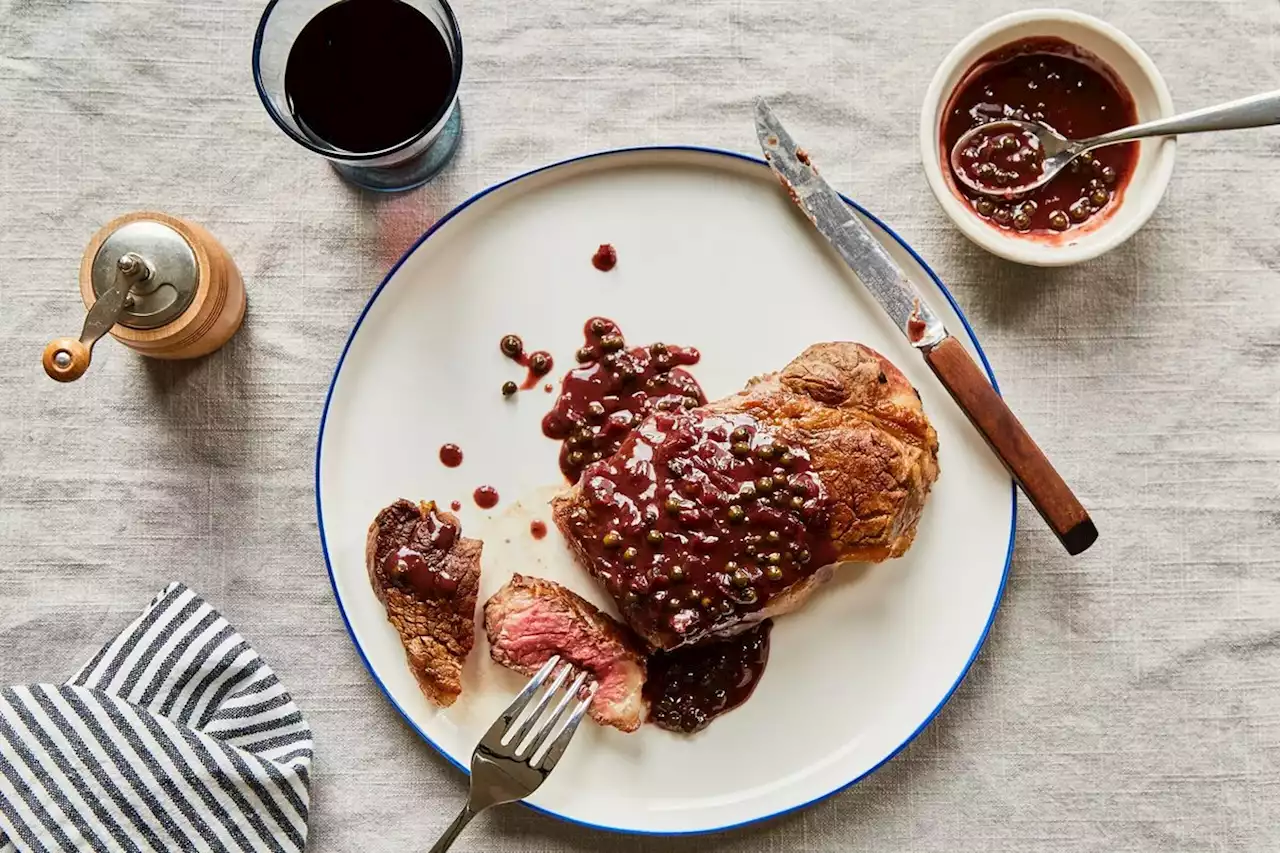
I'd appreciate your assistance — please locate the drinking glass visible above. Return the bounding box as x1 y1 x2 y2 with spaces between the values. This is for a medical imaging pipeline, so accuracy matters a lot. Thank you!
253 0 464 192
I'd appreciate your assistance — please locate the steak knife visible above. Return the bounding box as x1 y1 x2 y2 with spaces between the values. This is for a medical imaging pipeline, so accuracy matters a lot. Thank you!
754 100 1097 555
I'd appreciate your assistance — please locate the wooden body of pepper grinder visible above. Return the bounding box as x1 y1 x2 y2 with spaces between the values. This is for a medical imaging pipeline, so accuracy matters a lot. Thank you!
43 211 246 381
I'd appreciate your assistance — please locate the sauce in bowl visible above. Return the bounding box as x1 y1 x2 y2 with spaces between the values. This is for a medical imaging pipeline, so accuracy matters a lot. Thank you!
942 37 1138 237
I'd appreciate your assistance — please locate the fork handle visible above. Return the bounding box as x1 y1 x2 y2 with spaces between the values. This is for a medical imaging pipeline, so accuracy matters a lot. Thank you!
428 805 478 853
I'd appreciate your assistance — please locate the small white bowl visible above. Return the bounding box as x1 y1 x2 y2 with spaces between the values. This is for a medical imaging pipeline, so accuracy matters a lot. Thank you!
920 9 1176 266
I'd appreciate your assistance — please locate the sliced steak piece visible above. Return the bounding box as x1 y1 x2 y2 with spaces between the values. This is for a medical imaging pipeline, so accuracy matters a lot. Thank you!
553 342 940 651
366 499 482 708
484 574 647 733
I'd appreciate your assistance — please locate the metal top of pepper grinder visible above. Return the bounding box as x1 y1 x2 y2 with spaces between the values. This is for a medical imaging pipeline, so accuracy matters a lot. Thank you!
91 219 199 329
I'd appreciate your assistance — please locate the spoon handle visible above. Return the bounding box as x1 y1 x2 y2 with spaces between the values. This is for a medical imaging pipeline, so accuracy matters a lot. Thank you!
1079 90 1280 151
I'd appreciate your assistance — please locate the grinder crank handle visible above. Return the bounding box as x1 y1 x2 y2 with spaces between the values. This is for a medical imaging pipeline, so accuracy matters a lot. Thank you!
43 252 151 382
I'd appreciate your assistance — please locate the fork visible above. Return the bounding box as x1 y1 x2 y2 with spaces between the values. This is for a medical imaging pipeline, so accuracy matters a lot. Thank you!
428 656 596 852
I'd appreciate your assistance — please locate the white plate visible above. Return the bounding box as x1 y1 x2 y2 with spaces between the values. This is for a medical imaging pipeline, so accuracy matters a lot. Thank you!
316 147 1015 836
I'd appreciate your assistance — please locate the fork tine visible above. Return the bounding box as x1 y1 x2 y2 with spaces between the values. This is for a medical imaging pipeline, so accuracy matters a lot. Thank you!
508 663 572 751
479 655 560 746
526 671 587 759
531 676 595 770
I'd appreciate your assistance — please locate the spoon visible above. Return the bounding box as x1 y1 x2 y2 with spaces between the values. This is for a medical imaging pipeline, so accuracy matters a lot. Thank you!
950 89 1280 197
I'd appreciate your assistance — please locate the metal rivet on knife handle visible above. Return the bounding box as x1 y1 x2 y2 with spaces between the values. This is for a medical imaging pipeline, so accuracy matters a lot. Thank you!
923 336 1097 555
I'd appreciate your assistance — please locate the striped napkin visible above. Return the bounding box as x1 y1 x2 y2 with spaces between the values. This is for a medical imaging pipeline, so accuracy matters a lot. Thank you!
0 584 313 853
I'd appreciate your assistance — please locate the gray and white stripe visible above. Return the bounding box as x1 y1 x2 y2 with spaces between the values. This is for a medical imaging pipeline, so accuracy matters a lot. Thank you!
0 584 312 852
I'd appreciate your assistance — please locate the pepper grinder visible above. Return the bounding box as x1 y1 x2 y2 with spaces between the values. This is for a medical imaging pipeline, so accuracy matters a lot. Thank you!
43 211 246 381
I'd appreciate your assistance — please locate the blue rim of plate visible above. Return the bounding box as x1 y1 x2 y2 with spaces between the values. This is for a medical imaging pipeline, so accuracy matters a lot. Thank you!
315 145 1017 837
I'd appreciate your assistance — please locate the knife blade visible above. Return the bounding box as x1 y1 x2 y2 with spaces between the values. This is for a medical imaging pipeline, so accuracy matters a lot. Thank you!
755 99 1097 555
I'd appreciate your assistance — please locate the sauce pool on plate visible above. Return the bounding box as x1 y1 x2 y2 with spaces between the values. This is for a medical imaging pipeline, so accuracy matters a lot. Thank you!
941 37 1138 236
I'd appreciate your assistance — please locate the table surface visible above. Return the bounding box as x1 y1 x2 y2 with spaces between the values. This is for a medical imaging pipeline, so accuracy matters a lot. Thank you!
3 1 1279 850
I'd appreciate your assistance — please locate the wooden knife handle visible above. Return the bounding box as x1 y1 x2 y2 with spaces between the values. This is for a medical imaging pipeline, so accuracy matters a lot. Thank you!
925 336 1097 555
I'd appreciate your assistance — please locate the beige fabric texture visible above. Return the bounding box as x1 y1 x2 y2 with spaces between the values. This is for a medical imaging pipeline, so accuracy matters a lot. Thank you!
3 0 1279 850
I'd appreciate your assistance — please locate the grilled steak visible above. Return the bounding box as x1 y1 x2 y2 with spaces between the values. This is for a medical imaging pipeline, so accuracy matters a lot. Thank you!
366 499 482 707
484 574 648 732
553 342 939 651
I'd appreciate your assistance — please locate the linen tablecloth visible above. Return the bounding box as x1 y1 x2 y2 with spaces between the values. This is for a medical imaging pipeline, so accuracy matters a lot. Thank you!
2 0 1279 849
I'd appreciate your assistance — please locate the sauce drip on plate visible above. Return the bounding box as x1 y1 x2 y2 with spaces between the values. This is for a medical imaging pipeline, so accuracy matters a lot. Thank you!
542 317 703 483
499 334 554 391
592 243 617 271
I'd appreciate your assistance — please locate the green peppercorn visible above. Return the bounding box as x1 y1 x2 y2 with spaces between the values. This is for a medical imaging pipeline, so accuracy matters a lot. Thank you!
766 565 784 582
727 505 746 524
602 531 622 548
576 346 596 363
667 596 682 611
756 444 777 460
590 318 610 336
767 552 782 565
1048 210 1070 231
975 198 995 217
765 530 781 544
730 568 750 588
587 401 606 420
700 596 714 610
756 476 775 493
778 451 795 467
1101 165 1117 185
731 427 750 443
796 549 811 564
669 565 686 582
500 335 523 358
731 441 751 457
502 381 518 397
622 547 638 562
647 529 664 546
682 396 699 410
666 495 684 514
739 587 759 605
601 334 625 352
568 450 585 466
739 482 758 501
1090 188 1109 206
650 342 668 355
790 495 805 510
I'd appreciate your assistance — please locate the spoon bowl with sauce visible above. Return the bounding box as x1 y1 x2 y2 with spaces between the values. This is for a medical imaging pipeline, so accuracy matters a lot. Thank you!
953 90 1280 198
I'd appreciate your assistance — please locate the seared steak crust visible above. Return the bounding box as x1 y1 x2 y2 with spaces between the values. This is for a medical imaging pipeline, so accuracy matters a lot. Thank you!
715 342 939 561
366 499 481 707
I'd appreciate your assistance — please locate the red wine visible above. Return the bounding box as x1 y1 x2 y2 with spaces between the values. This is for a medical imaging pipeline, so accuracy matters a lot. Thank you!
285 0 456 154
